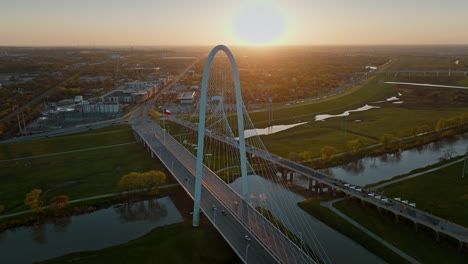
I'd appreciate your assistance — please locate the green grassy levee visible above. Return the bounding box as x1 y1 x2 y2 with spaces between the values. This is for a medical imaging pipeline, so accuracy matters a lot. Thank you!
379 160 468 227
298 196 410 264
334 199 467 264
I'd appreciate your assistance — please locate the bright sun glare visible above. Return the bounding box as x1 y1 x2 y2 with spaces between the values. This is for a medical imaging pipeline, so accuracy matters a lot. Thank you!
233 4 286 45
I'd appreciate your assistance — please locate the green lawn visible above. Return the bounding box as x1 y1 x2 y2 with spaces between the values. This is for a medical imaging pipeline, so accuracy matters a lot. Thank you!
298 196 410 264
334 199 467 264
0 126 168 214
250 74 395 126
379 161 468 227
0 125 135 160
40 221 239 264
262 125 376 157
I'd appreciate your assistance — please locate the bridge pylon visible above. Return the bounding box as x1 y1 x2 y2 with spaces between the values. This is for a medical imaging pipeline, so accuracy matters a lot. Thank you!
192 45 249 227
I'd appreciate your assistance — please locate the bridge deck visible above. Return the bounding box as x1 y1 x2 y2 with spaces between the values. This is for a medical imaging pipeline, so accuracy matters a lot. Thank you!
133 121 316 264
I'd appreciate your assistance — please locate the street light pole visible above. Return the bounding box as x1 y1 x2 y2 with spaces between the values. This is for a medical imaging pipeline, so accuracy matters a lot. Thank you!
245 244 251 263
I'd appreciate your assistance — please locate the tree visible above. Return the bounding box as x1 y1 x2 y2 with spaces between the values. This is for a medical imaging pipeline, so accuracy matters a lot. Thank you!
379 134 397 149
298 151 313 162
347 138 364 153
143 170 167 192
119 172 141 192
436 119 450 131
49 195 69 213
287 152 299 161
119 171 167 194
24 189 43 213
320 146 337 161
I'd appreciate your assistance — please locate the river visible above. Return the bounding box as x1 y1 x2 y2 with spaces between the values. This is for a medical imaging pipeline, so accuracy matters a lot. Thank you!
322 133 468 186
0 196 184 264
229 175 385 264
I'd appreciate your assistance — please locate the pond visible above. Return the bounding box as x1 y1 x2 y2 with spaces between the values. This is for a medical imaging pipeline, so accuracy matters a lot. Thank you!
0 196 184 264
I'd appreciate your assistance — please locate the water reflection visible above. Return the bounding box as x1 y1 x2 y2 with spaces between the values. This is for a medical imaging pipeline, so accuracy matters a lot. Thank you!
31 223 48 244
116 200 168 222
52 216 71 233
0 196 183 264
327 133 468 186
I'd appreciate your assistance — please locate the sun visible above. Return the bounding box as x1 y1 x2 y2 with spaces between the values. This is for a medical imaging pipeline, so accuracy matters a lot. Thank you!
232 4 286 45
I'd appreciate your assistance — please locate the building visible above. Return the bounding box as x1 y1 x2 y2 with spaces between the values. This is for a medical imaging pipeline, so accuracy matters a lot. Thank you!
179 91 196 104
102 81 160 104
74 96 83 103
77 102 119 113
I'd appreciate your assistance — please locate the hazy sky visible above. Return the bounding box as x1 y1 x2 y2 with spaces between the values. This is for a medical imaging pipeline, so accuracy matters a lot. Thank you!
1 0 467 46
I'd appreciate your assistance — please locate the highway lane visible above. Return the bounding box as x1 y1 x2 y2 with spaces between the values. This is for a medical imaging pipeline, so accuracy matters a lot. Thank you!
133 124 279 264
133 114 317 263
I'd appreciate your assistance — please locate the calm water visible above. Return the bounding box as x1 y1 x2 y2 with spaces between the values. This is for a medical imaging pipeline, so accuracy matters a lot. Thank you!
229 175 384 264
0 196 184 264
314 104 380 121
322 133 468 186
244 122 308 138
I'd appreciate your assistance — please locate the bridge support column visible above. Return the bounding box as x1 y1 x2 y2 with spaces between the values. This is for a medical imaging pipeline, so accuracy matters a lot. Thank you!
360 199 365 207
308 178 313 191
289 172 295 183
151 151 154 158
394 213 399 224
332 188 337 196
435 231 440 243
458 240 464 253
414 222 418 232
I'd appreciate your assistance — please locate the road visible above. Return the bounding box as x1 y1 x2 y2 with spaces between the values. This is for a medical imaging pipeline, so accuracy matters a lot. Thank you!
133 124 280 263
132 104 316 263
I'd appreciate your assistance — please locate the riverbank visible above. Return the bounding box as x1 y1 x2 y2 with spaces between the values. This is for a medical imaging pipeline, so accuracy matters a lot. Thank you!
38 187 239 264
298 195 410 264
378 159 468 227
0 185 180 232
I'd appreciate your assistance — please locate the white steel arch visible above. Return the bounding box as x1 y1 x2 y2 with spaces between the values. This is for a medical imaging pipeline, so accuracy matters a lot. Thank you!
192 45 249 227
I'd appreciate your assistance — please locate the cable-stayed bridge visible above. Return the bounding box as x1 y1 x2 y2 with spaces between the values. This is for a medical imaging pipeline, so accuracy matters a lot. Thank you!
131 45 468 263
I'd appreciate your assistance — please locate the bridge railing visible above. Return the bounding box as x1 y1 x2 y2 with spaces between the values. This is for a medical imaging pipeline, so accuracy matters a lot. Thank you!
151 125 317 264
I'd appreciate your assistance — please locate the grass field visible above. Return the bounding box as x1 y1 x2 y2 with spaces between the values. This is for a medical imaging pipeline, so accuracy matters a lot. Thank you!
379 160 468 227
245 55 468 158
334 199 467 264
298 196 410 264
260 106 468 157
262 125 377 157
0 125 168 214
250 74 395 126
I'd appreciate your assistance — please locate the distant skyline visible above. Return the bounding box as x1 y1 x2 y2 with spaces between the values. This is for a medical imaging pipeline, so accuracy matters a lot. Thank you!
1 0 468 46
